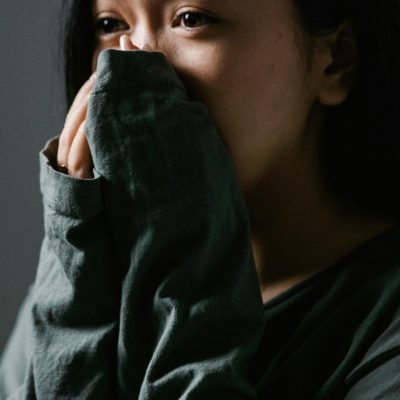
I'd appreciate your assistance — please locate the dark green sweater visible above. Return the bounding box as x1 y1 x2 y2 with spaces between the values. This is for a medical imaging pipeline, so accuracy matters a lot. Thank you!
1 48 400 399
251 223 400 399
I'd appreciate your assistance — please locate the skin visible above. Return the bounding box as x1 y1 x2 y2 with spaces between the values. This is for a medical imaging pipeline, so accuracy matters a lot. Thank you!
57 0 395 304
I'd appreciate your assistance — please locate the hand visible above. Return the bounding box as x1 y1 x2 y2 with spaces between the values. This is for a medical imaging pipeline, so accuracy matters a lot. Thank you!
57 35 150 179
56 71 97 179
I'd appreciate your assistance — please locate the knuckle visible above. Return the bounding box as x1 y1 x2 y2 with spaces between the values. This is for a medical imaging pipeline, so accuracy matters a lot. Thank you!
77 124 87 137
69 166 91 180
57 135 70 159
61 116 75 136
59 125 69 142
68 152 89 176
70 86 91 110
69 169 83 179
75 95 88 109
67 163 82 177
56 146 67 165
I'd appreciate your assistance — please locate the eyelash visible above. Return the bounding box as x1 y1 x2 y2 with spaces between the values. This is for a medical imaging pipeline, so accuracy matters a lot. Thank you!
94 18 128 36
94 11 217 36
174 11 217 30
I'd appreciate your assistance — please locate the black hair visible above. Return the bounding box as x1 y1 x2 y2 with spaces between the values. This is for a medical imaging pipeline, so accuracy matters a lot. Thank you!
294 0 400 219
61 0 95 109
60 0 400 219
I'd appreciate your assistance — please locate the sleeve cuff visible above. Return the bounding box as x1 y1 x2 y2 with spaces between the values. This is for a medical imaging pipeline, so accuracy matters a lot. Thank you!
93 49 187 94
39 135 103 219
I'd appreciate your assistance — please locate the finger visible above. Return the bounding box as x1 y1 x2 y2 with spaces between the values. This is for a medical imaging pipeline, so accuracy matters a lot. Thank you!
67 120 94 179
57 100 88 170
57 73 96 169
65 72 96 125
119 34 139 51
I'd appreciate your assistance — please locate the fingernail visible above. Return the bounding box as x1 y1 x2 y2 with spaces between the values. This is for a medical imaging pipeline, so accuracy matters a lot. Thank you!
120 35 126 50
120 34 131 51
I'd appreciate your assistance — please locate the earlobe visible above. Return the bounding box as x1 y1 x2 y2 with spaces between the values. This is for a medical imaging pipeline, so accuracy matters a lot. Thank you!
316 19 359 107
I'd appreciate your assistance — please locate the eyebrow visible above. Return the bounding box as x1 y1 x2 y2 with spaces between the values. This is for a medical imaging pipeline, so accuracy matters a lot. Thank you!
92 0 232 17
93 0 131 9
93 0 229 6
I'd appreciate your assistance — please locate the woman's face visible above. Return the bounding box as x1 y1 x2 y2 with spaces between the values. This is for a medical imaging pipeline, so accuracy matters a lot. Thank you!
92 0 323 197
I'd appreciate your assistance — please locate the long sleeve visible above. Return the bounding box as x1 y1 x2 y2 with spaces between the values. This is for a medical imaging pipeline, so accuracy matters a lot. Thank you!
0 285 34 399
84 49 266 399
25 136 121 399
3 48 265 399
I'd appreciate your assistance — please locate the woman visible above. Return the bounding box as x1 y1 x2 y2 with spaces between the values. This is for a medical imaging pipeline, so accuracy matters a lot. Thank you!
1 0 400 398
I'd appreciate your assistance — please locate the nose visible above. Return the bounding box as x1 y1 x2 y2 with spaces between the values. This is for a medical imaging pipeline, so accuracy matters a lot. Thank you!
119 34 155 52
121 25 158 52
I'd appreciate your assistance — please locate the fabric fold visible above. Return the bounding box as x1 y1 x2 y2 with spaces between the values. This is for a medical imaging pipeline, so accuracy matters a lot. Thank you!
84 48 265 399
13 48 265 399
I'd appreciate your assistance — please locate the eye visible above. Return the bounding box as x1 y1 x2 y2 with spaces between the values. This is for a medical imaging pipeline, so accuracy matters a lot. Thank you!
175 11 217 30
95 17 129 36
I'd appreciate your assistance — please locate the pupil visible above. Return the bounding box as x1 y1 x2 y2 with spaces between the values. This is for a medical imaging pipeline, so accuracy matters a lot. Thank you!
103 19 113 30
184 13 199 27
97 18 115 33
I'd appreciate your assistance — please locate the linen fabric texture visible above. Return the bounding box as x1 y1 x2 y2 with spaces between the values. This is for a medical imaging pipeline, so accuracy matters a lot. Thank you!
0 49 266 399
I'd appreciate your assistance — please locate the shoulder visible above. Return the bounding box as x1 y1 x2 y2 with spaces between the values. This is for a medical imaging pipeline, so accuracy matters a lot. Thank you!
342 303 400 399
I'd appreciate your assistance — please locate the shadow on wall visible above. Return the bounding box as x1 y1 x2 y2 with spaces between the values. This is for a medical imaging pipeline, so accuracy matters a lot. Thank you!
0 0 65 354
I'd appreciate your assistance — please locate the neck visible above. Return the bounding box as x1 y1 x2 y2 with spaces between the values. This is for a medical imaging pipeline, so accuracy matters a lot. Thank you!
244 121 395 305
251 208 394 305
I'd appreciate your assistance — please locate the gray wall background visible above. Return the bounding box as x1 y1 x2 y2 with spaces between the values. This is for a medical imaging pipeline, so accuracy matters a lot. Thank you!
0 1 65 353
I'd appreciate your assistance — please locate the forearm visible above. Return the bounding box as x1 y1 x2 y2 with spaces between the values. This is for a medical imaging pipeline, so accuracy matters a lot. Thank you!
27 136 120 399
86 49 265 399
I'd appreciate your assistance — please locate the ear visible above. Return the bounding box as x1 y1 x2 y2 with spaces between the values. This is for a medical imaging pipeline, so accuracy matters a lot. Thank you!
315 19 358 106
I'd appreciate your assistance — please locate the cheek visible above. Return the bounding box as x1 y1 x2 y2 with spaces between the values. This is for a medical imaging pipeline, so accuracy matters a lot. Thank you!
173 41 315 194
92 33 312 192
175 44 310 161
